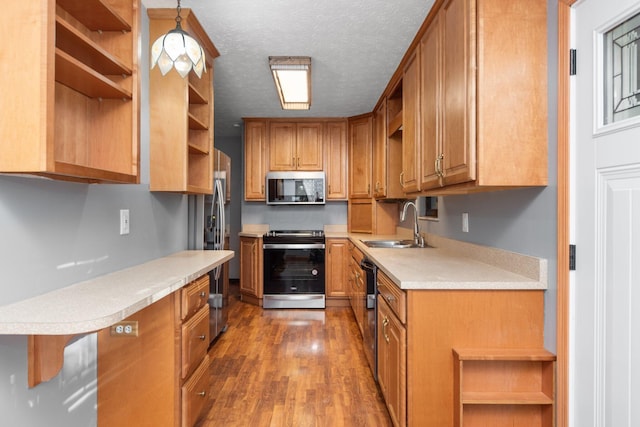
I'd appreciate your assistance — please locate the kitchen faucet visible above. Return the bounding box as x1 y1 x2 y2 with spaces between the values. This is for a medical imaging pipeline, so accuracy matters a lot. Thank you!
401 201 425 247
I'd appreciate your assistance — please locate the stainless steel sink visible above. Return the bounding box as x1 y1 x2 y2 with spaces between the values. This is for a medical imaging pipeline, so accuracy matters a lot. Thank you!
361 239 421 249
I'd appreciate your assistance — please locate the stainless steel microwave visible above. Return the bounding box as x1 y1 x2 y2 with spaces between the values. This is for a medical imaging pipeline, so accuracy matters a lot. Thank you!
266 171 325 205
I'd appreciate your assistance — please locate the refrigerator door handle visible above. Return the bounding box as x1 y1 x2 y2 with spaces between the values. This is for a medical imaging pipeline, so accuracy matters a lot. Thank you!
213 179 225 281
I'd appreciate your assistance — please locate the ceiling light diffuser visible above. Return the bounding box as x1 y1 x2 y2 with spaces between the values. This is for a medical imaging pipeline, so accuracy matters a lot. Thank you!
269 56 312 110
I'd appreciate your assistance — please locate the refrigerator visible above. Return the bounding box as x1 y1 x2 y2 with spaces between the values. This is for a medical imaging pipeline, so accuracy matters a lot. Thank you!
204 149 230 344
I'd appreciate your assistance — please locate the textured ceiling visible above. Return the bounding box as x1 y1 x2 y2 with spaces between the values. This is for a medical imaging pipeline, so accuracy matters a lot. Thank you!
141 0 434 138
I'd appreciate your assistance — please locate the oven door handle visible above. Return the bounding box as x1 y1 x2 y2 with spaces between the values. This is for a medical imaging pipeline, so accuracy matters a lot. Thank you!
263 243 326 250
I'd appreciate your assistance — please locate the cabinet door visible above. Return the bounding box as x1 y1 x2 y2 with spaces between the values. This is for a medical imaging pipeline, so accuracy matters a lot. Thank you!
325 239 348 298
244 120 268 200
377 296 407 427
325 121 348 199
348 115 373 198
296 122 324 170
239 237 262 298
401 49 421 193
269 122 297 170
441 0 476 186
419 15 443 190
373 101 387 198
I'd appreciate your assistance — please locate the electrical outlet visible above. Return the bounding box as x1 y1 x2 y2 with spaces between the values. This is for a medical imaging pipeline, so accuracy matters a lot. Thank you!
110 321 138 337
120 209 130 235
462 212 469 233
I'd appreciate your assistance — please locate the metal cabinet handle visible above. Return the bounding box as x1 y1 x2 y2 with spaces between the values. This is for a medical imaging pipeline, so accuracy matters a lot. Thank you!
197 391 206 397
384 294 395 303
400 171 404 187
261 184 264 195
382 316 390 343
198 335 206 340
199 291 206 298
436 154 445 178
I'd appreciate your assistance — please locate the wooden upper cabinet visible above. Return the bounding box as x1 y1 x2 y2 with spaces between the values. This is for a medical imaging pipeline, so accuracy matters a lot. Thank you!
439 0 475 188
401 49 421 193
415 0 547 194
373 101 387 198
244 119 268 200
348 114 373 199
268 122 296 170
325 121 348 200
148 8 219 194
269 121 323 171
297 122 324 170
0 0 140 183
419 15 442 190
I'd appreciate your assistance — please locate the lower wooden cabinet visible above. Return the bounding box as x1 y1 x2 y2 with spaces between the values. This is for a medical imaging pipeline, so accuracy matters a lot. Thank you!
97 273 212 427
325 238 348 300
375 270 547 426
240 236 263 305
452 348 556 427
178 276 211 427
181 355 211 427
348 242 367 336
377 294 407 427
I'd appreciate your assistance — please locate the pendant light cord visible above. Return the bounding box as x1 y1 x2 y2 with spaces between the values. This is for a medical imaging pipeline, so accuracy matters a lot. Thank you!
175 0 183 29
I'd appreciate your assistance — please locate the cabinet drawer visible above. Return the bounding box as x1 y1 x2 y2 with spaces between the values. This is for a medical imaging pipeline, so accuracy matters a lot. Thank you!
377 271 406 324
181 275 209 320
181 355 210 427
349 242 364 266
181 304 210 379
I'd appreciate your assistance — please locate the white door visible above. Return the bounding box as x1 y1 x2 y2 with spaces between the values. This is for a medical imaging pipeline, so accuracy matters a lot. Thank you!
573 1 640 426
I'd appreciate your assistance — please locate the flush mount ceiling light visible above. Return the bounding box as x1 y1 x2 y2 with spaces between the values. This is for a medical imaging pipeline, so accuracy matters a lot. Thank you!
269 56 312 110
151 0 206 78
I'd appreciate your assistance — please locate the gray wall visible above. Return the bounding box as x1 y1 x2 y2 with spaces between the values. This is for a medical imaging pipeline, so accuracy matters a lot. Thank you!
0 9 190 426
214 137 242 279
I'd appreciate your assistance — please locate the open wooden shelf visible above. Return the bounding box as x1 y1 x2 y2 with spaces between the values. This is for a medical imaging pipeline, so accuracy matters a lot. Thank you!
188 83 208 105
0 1 139 183
453 348 556 427
57 0 131 31
148 8 218 194
462 391 554 405
56 16 131 75
188 113 208 131
188 142 209 155
387 110 403 137
55 49 132 99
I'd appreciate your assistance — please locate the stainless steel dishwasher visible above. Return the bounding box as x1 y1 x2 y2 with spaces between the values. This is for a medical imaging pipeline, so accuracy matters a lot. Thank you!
360 257 378 380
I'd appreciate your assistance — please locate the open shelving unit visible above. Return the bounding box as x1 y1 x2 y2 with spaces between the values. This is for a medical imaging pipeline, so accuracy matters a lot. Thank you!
148 8 220 194
0 0 140 183
453 348 556 427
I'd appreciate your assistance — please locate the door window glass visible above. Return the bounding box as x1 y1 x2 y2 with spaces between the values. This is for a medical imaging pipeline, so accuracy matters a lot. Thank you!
604 12 640 124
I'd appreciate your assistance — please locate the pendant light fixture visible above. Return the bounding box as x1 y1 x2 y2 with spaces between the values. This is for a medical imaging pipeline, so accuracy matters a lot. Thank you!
150 0 206 78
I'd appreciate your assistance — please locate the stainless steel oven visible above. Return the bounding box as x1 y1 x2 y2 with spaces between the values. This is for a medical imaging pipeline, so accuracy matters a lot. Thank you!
262 230 326 309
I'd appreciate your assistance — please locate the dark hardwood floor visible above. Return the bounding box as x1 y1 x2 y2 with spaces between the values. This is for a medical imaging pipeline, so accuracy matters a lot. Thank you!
196 284 392 426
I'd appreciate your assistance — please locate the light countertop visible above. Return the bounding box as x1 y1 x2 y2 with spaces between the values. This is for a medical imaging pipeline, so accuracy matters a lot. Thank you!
334 232 547 291
0 250 234 335
239 224 547 291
